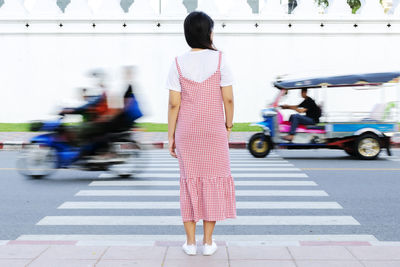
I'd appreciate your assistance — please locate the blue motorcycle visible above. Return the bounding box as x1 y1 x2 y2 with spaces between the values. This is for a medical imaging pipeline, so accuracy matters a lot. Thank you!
17 117 143 179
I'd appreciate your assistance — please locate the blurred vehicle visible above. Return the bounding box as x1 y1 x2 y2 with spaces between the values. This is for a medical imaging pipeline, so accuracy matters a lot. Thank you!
17 66 146 179
248 72 400 160
17 115 142 179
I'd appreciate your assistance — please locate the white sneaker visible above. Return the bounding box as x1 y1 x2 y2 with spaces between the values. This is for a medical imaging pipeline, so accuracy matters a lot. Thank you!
203 240 218 256
182 241 197 256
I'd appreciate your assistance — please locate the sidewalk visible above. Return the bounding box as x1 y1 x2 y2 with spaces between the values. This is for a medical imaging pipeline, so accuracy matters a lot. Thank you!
1 242 400 267
0 132 254 150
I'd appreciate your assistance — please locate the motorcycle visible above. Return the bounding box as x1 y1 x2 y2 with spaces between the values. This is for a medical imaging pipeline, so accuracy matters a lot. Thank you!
17 117 143 179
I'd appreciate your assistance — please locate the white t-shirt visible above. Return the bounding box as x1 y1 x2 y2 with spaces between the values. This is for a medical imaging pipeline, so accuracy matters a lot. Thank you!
166 49 234 92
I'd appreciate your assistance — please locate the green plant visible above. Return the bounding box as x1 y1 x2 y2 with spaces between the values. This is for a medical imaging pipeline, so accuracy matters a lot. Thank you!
347 0 361 13
315 0 329 8
314 0 362 14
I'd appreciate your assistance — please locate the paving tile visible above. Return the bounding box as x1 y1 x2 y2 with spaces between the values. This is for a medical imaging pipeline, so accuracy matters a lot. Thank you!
96 259 162 267
165 246 227 259
300 241 371 246
28 259 96 267
163 259 228 267
288 246 356 260
296 260 364 267
0 245 48 259
37 245 107 260
9 240 77 245
0 259 32 267
362 260 400 267
348 246 400 260
228 246 292 260
230 260 296 267
101 246 166 260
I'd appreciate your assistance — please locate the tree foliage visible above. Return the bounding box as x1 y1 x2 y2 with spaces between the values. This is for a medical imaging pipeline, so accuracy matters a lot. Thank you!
314 0 362 14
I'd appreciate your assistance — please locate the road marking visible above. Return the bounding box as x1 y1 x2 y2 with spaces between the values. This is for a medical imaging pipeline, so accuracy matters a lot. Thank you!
142 152 266 156
131 160 290 164
122 167 301 172
137 155 281 159
0 162 293 172
135 163 294 167
100 173 309 178
146 157 285 160
140 151 276 154
89 180 317 186
17 234 377 242
137 157 282 161
58 201 342 210
302 168 400 171
36 216 359 226
75 190 328 197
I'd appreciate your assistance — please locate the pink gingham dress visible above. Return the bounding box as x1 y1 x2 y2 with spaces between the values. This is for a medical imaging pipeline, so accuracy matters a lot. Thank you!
175 51 236 222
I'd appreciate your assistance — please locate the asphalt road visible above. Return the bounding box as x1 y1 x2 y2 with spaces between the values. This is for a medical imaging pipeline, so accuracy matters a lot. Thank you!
0 149 399 243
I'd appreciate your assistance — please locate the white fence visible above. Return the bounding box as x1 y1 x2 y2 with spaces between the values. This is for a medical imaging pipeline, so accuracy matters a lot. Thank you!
1 0 400 123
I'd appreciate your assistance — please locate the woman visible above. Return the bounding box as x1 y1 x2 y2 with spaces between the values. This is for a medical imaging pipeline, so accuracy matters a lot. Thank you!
166 11 236 256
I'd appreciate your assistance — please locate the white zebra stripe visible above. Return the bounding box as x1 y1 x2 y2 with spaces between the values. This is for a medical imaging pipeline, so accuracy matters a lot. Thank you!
36 216 359 226
89 180 317 186
98 173 308 178
118 167 300 172
131 160 289 164
75 190 328 197
130 163 294 167
58 201 342 210
137 156 282 160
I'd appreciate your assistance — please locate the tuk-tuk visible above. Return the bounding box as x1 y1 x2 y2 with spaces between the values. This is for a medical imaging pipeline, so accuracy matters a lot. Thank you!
248 72 400 160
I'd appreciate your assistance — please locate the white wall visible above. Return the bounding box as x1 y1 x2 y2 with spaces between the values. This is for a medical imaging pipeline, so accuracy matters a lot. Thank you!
1 0 400 123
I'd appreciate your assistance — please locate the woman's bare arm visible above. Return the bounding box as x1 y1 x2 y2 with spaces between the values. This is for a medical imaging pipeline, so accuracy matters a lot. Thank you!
221 85 234 136
168 90 181 158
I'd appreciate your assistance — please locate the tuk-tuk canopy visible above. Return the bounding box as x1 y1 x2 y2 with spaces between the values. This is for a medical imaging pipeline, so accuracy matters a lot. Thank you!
274 72 400 90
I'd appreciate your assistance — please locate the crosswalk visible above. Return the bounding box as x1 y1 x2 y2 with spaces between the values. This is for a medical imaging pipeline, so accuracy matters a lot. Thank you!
16 149 378 245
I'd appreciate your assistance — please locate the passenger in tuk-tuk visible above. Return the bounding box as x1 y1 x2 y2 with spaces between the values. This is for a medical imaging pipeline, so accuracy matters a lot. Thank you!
280 88 321 141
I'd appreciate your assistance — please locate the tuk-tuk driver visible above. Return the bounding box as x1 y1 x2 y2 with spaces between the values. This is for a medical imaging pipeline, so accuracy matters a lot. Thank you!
280 88 321 141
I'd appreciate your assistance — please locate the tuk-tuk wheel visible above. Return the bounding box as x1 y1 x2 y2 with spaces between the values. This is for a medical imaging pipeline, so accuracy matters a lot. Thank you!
354 133 381 160
248 133 272 158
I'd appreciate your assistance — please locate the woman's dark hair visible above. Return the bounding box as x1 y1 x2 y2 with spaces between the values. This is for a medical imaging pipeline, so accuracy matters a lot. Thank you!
184 11 216 50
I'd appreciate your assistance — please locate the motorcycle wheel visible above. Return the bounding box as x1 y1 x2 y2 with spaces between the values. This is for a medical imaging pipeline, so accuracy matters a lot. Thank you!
17 145 57 179
108 141 144 178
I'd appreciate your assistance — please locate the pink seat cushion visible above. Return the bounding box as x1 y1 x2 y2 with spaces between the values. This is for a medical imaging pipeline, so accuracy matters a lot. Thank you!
278 112 325 134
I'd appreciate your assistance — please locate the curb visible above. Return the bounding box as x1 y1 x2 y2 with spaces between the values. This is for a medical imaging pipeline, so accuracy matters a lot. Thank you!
0 141 248 150
2 239 400 247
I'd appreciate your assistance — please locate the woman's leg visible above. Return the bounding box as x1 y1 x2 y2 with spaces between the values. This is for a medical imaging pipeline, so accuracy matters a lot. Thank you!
183 221 197 245
203 220 216 245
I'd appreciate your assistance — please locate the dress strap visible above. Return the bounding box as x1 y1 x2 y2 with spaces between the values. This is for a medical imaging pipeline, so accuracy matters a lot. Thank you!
217 51 222 71
175 57 182 77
